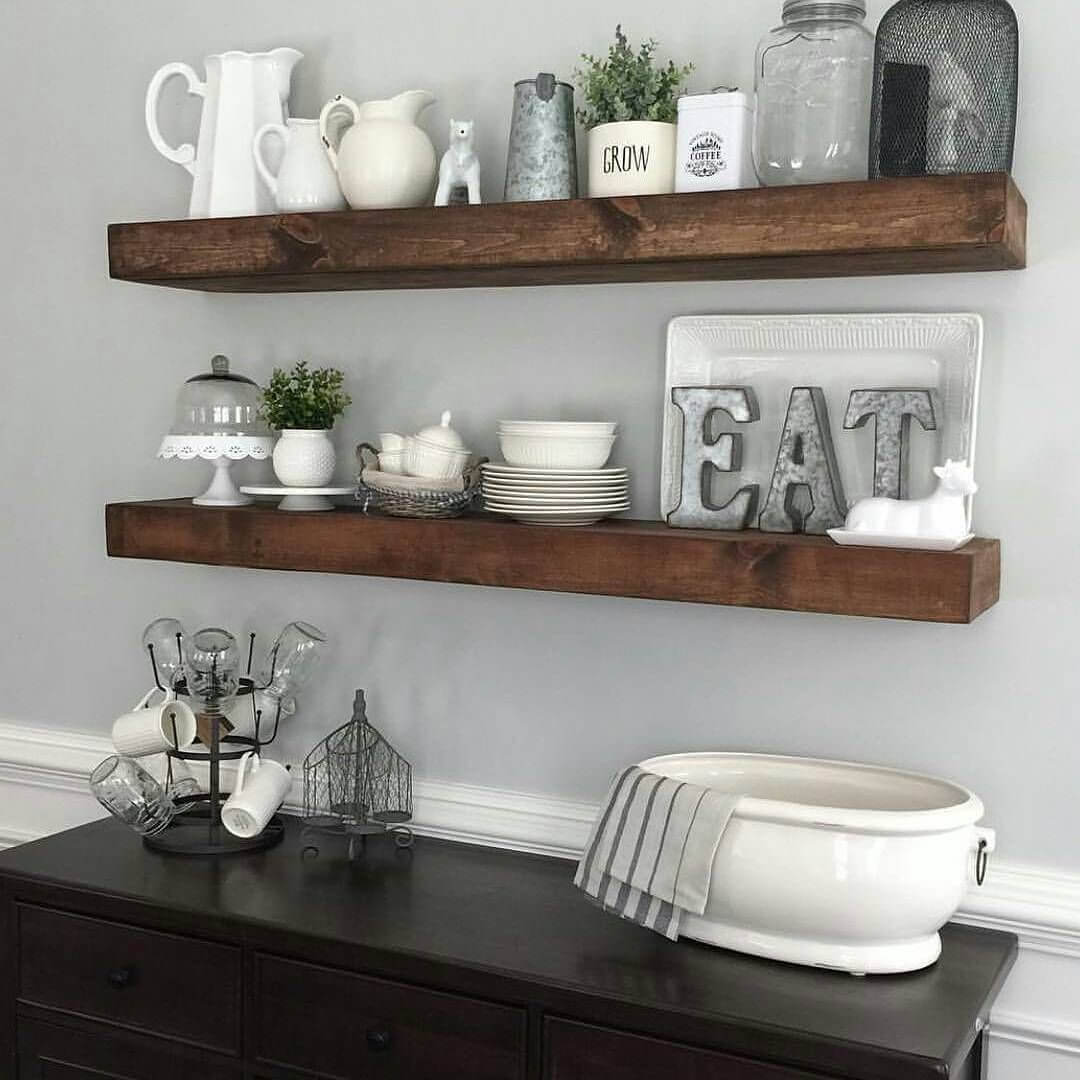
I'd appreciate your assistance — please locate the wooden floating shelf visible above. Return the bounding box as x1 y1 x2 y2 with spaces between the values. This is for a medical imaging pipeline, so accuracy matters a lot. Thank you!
107 173 1026 293
105 500 1000 623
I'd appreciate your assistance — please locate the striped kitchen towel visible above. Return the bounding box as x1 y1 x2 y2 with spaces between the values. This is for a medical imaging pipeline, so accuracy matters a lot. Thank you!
574 765 737 941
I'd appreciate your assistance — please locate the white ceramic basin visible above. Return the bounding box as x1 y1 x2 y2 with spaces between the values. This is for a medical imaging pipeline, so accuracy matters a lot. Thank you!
638 752 993 975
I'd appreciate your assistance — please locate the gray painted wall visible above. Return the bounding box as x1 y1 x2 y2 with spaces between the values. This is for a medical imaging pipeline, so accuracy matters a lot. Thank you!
1 1 1071 869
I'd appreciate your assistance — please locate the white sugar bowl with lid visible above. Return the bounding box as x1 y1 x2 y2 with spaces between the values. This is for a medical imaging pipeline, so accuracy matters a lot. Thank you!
676 89 756 192
406 411 471 481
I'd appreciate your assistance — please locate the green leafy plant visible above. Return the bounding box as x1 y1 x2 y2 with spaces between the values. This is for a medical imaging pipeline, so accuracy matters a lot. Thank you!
259 361 351 431
575 25 693 128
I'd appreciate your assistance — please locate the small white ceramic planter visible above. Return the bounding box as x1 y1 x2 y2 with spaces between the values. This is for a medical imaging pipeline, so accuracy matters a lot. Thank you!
272 429 336 487
588 121 676 197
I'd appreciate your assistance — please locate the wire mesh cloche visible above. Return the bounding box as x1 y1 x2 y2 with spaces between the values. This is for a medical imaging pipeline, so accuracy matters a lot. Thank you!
869 0 1018 177
158 355 274 506
301 690 414 859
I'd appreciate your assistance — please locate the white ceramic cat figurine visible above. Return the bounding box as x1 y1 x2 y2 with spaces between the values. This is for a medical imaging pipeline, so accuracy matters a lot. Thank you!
844 460 977 539
435 119 481 206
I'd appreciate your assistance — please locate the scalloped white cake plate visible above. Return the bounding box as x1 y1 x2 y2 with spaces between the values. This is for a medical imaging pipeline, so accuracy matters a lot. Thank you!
827 529 975 552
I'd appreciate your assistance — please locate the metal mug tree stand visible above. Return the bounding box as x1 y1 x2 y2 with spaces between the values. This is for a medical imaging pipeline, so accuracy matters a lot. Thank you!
142 633 287 856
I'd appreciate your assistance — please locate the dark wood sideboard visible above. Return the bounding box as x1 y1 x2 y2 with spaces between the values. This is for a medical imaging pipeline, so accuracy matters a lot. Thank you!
0 817 1016 1080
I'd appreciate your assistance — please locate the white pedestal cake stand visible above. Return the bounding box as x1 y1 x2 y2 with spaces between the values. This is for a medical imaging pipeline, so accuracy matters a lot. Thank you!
240 485 355 511
158 435 275 507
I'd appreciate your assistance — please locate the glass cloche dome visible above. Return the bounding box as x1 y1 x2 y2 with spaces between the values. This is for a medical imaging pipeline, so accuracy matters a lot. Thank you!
170 355 270 437
158 355 275 507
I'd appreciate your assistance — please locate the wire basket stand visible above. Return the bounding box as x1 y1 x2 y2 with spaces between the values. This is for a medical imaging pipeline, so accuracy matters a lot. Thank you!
142 631 287 856
301 690 414 860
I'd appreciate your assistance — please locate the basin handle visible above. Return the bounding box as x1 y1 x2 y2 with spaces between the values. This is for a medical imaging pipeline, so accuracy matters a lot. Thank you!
973 827 996 887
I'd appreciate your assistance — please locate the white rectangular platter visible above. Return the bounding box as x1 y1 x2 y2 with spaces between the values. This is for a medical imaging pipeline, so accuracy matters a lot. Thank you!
660 313 983 529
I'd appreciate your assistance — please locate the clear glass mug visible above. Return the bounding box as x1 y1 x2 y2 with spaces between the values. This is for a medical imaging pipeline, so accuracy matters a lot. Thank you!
90 756 175 836
257 621 328 718
753 0 876 186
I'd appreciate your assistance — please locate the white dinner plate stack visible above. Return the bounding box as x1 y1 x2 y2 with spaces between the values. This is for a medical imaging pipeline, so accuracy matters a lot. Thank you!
481 462 631 526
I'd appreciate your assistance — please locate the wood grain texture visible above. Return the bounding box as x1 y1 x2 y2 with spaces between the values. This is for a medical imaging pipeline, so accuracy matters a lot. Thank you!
544 1018 836 1079
255 954 526 1079
0 818 1018 1080
17 904 241 1054
105 500 1000 623
108 174 1027 293
17 1017 241 1080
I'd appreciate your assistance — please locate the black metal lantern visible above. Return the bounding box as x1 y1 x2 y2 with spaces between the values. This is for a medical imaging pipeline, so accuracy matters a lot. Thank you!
869 0 1018 177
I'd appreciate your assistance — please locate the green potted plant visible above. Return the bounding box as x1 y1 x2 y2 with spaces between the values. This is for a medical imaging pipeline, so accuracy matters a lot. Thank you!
575 26 693 198
260 361 351 490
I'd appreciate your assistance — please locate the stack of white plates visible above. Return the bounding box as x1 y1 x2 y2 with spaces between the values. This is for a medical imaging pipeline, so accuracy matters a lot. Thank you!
481 462 631 526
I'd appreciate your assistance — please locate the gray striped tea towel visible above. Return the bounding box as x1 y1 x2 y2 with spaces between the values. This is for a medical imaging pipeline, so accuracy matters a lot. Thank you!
574 765 737 941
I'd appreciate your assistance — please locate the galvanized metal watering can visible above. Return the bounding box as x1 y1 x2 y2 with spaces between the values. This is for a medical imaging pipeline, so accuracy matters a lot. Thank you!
504 73 578 202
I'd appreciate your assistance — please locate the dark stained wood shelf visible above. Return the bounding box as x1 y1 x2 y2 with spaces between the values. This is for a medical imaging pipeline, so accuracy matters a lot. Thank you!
105 500 1000 623
107 173 1026 292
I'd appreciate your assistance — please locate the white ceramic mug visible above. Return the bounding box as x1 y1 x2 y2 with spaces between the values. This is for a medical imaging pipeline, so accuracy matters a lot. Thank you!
221 753 292 838
111 689 198 758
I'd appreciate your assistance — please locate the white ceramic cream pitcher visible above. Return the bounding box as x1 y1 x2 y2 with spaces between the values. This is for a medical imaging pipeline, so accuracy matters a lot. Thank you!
146 48 303 218
253 118 346 213
319 90 437 210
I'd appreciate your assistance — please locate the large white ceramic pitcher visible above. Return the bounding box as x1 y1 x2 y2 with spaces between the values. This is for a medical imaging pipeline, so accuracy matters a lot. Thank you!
319 90 437 209
146 48 303 218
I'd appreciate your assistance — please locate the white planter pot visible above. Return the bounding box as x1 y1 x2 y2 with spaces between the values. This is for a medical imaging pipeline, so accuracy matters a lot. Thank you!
272 429 336 487
587 121 676 197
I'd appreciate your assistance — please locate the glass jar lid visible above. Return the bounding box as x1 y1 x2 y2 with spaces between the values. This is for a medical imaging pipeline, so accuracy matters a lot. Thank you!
782 0 867 20
169 355 270 437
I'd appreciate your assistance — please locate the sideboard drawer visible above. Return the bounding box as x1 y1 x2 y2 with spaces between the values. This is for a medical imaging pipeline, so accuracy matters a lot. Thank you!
543 1018 825 1080
17 1017 241 1080
16 904 241 1054
254 954 526 1079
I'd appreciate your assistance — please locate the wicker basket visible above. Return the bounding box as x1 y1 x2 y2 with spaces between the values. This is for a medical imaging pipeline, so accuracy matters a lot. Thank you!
356 442 485 519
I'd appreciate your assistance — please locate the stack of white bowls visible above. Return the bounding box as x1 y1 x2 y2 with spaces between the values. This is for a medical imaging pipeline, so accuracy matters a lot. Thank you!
483 421 630 526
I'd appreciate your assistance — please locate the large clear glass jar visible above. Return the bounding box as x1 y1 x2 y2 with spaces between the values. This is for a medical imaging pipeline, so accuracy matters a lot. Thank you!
753 0 875 186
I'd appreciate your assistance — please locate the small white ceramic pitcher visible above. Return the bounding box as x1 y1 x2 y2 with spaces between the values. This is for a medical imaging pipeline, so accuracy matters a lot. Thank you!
254 118 346 212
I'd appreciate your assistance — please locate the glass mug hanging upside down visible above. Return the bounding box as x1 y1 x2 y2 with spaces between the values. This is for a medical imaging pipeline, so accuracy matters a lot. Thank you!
90 756 175 837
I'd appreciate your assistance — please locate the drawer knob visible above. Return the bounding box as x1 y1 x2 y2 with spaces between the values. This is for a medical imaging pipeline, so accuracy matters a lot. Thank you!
107 966 135 989
366 1027 393 1053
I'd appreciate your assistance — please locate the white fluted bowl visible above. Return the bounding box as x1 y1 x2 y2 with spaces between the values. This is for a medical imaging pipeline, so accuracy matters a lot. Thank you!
499 432 616 470
498 421 618 437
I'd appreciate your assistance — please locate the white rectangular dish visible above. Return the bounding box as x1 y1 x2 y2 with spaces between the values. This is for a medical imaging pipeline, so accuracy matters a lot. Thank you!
660 314 983 529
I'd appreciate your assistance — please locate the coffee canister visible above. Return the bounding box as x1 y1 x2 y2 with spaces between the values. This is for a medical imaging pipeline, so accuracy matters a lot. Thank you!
676 90 757 192
504 73 578 202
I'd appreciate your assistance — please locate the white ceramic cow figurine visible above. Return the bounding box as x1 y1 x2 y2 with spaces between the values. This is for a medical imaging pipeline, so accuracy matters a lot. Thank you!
435 119 481 206
844 460 977 539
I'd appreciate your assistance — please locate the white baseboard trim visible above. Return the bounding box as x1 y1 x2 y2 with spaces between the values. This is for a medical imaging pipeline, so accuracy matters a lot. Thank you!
0 719 1077 1079
990 1013 1080 1057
